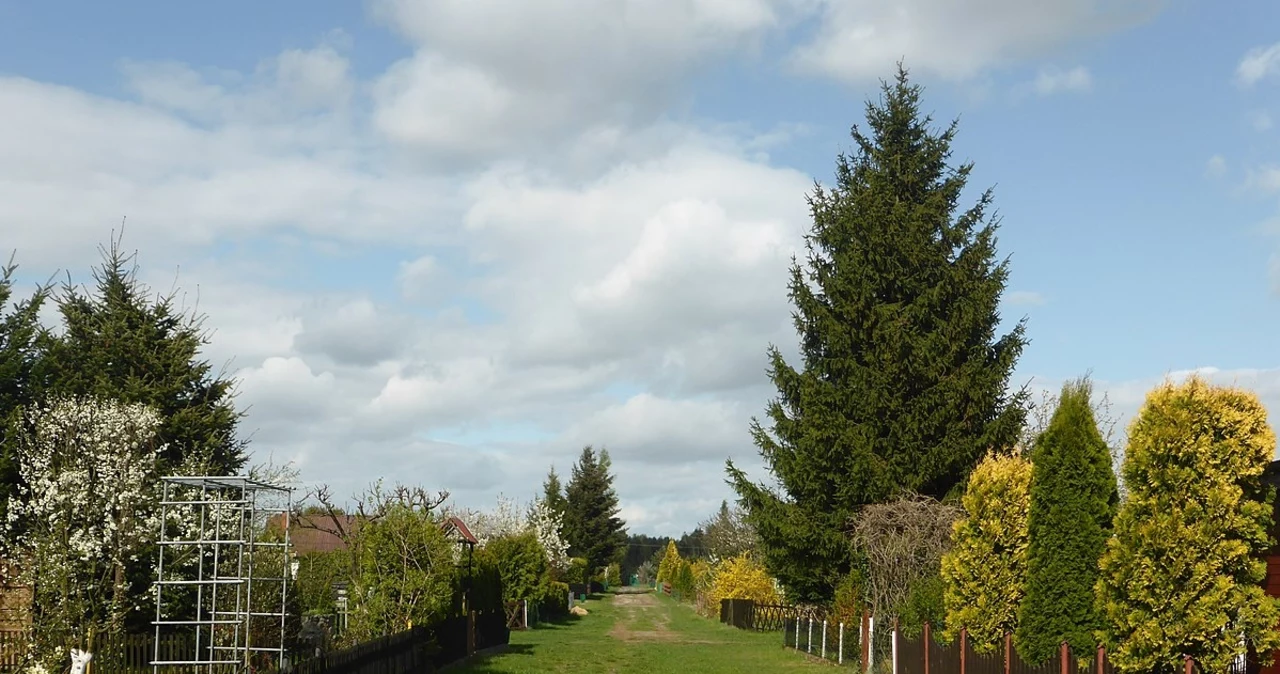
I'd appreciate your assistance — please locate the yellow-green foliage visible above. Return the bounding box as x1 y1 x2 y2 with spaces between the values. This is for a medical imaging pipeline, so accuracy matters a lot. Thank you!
656 540 681 585
1096 377 1280 673
709 554 781 606
940 452 1032 652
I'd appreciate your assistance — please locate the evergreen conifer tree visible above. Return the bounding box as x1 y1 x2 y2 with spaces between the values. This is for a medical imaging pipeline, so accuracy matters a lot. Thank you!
0 258 51 521
1015 378 1117 663
727 66 1028 603
41 238 247 476
563 446 627 574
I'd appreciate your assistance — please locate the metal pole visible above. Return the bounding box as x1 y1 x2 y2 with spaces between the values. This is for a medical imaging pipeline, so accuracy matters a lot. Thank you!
870 616 876 672
194 484 207 672
893 618 899 674
152 481 169 674
278 489 292 671
796 613 801 650
822 620 827 659
808 617 813 653
840 622 845 665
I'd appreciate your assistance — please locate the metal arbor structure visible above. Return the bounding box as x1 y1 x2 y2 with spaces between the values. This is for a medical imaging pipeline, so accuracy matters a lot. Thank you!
152 476 293 673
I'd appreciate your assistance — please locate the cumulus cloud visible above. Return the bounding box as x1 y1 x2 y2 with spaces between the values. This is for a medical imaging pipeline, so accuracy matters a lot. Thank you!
368 0 787 164
789 0 1159 83
1237 43 1280 87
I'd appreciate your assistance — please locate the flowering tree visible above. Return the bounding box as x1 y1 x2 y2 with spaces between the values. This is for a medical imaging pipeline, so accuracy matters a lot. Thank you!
3 396 165 665
447 494 569 572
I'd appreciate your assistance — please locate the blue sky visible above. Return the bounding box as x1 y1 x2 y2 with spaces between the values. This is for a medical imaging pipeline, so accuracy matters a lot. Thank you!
3 0 1280 535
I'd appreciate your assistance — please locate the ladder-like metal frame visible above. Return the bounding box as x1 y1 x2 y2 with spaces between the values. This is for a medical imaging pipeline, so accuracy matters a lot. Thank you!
152 476 292 673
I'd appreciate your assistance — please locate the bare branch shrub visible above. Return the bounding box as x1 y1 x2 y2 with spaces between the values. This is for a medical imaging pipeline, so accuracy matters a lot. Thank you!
850 493 961 617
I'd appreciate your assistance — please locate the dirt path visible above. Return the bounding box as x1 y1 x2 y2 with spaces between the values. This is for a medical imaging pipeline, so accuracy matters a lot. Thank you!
608 592 723 644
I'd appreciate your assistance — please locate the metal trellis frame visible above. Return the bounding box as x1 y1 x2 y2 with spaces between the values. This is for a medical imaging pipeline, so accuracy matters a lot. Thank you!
152 476 293 673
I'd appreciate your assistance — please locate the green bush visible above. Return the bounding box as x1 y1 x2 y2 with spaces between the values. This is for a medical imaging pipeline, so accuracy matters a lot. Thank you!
486 531 549 602
539 580 570 617
900 573 946 639
565 557 589 585
463 549 504 615
294 550 349 615
348 504 454 640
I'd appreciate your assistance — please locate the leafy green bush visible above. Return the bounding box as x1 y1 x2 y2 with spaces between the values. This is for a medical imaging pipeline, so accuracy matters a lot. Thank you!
564 556 589 585
539 580 570 617
348 504 455 641
486 531 548 602
463 548 504 615
294 550 349 615
900 573 946 639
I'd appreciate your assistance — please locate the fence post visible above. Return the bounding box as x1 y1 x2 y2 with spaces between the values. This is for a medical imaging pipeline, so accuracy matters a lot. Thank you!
823 621 828 660
523 599 528 630
808 617 814 653
961 628 968 674
924 622 932 674
840 622 845 665
1185 655 1193 674
1061 642 1069 674
468 610 477 655
1004 633 1013 674
862 610 871 674
796 614 802 651
1097 645 1105 674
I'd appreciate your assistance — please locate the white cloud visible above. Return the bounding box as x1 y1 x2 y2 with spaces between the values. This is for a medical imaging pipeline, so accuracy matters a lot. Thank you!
1033 66 1093 95
1206 154 1227 178
368 0 787 165
1237 43 1280 87
789 0 1158 83
1246 165 1280 194
1253 111 1274 131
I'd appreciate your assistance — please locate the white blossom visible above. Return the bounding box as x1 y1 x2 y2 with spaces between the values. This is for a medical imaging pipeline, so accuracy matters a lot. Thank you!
444 494 569 571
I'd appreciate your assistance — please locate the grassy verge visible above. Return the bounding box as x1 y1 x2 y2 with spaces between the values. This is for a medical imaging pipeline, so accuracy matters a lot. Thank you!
451 590 827 673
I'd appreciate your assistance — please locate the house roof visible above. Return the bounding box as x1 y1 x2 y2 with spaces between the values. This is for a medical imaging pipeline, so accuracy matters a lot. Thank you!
265 512 479 554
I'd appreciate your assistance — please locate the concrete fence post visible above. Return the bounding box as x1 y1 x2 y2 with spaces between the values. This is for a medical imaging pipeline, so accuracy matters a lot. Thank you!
840 622 845 665
796 614 801 650
808 617 814 653
823 621 828 660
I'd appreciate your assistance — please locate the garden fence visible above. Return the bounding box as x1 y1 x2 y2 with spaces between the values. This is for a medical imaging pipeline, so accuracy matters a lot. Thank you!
0 631 198 673
281 609 509 674
720 600 1256 674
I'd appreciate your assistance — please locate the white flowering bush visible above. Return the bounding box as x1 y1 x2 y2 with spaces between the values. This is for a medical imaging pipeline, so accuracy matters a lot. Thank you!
3 396 166 665
446 494 569 571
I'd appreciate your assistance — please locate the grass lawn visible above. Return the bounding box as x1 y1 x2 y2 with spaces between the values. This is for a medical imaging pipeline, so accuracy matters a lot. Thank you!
451 590 830 673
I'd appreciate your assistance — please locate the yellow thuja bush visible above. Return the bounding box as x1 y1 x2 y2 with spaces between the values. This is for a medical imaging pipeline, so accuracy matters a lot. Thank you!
656 540 681 586
709 553 781 606
1097 376 1280 674
940 451 1032 653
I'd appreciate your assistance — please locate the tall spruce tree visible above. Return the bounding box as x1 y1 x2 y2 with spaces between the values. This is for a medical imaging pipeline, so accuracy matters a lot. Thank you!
1015 378 1117 663
726 66 1028 603
563 446 627 573
0 258 51 521
41 238 247 476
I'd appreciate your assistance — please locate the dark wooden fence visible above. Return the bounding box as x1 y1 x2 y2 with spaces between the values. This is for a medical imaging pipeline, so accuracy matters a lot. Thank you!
282 609 508 674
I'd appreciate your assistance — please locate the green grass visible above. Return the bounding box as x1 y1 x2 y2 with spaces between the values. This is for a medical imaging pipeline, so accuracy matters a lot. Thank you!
452 591 830 673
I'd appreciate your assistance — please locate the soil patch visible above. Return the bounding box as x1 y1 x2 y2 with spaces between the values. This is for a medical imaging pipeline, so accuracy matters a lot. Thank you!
607 593 725 645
